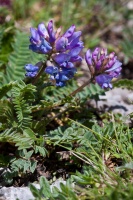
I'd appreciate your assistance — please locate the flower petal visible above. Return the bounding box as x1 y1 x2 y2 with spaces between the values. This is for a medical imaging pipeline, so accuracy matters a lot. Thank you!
85 49 92 66
38 23 49 38
55 37 68 52
53 53 70 64
45 66 58 75
25 64 39 72
63 25 75 38
69 46 83 57
105 61 122 72
95 74 113 89
30 28 40 43
47 20 56 43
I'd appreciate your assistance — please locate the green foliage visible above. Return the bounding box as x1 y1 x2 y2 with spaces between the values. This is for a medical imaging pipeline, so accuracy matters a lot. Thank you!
0 82 14 99
37 118 133 199
30 176 52 199
114 79 133 90
11 157 37 174
78 83 105 102
0 80 36 130
47 126 85 146
71 166 133 200
1 31 45 85
30 176 78 200
11 81 36 129
44 80 78 102
0 26 15 65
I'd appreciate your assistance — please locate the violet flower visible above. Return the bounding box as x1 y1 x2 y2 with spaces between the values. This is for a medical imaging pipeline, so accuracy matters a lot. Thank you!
85 47 122 89
25 64 39 77
26 20 83 86
45 65 77 87
29 20 57 54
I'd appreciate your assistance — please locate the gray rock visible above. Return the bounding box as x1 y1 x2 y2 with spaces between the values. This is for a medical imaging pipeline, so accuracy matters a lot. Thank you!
0 180 66 200
0 186 34 200
90 88 133 116
50 180 66 191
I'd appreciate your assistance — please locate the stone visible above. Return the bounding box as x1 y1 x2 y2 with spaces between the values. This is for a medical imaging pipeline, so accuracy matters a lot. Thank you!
0 180 66 200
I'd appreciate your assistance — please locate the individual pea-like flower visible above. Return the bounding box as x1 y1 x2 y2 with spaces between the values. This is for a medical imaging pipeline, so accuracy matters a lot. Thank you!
29 20 57 54
55 25 83 52
25 64 39 77
95 74 113 89
85 47 122 89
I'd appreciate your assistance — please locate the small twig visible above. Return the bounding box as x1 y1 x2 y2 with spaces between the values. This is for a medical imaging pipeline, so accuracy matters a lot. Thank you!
71 151 95 166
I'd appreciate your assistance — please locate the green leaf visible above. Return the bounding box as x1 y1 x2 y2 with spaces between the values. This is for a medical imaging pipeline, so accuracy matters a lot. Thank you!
23 128 36 140
23 149 34 159
23 160 31 172
30 184 41 198
40 176 52 198
30 160 37 173
35 145 48 157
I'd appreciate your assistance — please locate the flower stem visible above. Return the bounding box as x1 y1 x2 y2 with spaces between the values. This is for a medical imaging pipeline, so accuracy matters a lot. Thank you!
70 78 93 97
32 62 47 85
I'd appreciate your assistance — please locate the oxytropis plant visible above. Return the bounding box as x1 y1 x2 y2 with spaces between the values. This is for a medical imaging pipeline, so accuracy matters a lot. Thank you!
25 20 122 91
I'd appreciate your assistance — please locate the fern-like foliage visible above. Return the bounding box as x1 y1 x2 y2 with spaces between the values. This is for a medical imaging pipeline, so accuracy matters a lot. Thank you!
0 80 36 131
1 31 45 85
0 99 13 131
44 81 105 105
11 80 36 129
0 82 15 99
114 79 133 90
0 128 24 144
78 83 105 102
44 80 78 102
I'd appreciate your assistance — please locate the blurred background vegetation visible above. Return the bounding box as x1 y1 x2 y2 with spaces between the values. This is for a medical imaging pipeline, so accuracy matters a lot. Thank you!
0 0 133 79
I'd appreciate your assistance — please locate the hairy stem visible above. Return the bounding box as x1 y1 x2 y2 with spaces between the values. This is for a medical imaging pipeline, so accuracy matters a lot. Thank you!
32 62 47 85
70 77 93 97
32 53 51 85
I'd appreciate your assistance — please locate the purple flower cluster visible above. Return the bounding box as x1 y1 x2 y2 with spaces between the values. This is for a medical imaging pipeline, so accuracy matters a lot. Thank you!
27 20 83 86
25 20 122 89
85 47 122 89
